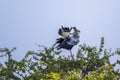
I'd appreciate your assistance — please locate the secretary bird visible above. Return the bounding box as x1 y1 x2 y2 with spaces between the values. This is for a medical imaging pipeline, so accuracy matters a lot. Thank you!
54 26 80 59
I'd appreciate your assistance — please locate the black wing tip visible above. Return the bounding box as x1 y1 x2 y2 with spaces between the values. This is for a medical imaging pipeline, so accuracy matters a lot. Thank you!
58 28 62 35
56 38 64 43
60 26 71 32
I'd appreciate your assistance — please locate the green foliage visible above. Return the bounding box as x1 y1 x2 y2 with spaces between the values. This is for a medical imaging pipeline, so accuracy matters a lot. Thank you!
0 37 120 80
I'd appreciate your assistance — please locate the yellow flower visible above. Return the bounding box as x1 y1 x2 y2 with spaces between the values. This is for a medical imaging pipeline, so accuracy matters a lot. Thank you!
46 72 61 80
108 65 113 69
40 61 44 66
99 73 104 79
64 70 81 80
87 74 93 80
93 70 98 74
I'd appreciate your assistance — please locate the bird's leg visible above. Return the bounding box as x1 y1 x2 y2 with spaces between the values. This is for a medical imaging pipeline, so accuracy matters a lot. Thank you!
70 50 74 60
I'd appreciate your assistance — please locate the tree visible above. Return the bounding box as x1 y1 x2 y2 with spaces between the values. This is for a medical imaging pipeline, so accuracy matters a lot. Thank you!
0 37 120 80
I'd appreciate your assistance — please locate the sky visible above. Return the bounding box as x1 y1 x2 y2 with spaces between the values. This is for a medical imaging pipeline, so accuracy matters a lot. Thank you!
0 0 120 69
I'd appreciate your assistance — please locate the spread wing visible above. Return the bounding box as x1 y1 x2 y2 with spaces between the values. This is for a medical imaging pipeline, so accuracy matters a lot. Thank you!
58 26 72 38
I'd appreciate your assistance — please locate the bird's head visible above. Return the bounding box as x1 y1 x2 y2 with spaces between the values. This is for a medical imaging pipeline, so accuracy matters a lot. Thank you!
72 27 80 33
71 27 80 37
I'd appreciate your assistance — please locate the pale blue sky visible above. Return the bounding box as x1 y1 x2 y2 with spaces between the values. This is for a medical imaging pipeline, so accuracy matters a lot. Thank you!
0 0 120 69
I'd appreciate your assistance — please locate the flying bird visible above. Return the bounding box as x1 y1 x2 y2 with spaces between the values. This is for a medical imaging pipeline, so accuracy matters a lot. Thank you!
54 26 80 59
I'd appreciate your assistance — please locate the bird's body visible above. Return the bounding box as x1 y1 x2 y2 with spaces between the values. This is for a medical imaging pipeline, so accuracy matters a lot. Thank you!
67 34 79 45
56 37 74 50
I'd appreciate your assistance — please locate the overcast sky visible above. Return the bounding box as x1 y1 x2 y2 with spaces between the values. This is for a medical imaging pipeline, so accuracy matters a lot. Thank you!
0 0 120 69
